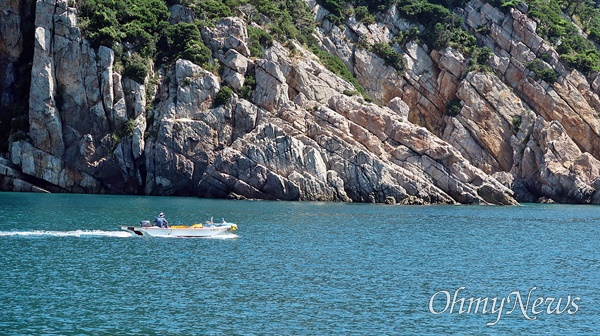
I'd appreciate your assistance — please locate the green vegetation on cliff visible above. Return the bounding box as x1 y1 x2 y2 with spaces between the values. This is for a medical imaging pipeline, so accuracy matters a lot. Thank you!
77 0 218 81
526 58 558 83
318 0 491 68
73 0 600 86
76 0 358 90
317 0 600 74
156 21 212 67
78 0 169 57
530 0 600 73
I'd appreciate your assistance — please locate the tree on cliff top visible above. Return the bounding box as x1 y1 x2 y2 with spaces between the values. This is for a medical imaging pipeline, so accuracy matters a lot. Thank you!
78 0 169 57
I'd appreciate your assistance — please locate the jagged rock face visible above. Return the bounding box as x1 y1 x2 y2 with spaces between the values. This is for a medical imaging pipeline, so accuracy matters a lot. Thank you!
1 0 600 205
199 93 516 204
461 0 600 163
144 59 226 195
311 0 600 203
5 0 139 193
444 71 528 174
456 1 600 202
0 0 31 104
11 140 105 193
141 43 515 204
513 117 600 204
0 0 24 60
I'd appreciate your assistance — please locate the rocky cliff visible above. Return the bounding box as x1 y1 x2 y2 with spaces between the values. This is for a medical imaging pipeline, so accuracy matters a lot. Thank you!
2 0 600 204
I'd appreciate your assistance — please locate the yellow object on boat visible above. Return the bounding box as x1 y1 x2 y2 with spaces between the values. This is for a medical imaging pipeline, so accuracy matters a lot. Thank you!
170 225 188 229
229 224 238 231
191 224 203 228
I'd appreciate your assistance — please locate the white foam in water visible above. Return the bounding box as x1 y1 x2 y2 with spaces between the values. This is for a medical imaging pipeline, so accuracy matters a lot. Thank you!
0 230 132 238
205 233 238 239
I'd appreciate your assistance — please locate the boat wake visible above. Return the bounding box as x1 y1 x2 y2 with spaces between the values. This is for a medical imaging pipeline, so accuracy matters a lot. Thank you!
0 230 132 238
205 233 238 239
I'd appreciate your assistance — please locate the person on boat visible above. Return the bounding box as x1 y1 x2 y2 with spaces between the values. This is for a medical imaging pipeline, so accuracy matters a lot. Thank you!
154 212 169 228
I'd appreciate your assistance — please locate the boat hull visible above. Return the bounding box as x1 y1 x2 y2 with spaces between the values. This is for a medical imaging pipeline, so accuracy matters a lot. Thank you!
120 224 236 238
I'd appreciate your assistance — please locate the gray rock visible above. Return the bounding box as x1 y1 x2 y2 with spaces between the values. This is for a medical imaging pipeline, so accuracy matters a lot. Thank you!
5 0 600 206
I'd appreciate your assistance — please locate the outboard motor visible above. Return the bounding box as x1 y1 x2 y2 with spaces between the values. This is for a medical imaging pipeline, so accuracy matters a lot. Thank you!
140 220 152 227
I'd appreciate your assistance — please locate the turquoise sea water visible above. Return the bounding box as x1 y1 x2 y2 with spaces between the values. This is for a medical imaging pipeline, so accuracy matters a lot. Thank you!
0 192 598 335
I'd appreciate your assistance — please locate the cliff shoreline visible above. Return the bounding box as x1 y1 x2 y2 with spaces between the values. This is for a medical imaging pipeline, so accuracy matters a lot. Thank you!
2 0 600 205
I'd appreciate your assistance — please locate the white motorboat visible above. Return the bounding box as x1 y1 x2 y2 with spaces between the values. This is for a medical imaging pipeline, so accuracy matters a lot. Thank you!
121 218 238 238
